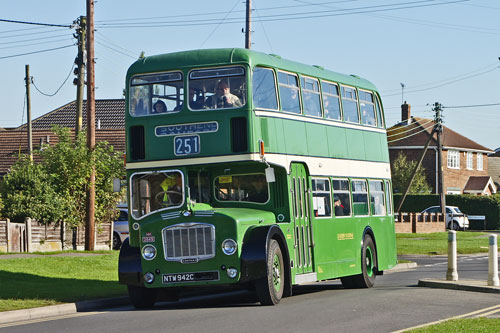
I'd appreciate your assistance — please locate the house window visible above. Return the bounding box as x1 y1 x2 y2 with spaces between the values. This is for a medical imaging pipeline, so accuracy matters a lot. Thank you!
477 153 483 170
447 150 460 169
466 152 473 170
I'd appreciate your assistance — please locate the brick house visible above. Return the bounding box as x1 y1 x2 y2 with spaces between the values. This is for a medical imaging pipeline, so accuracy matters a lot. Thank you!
488 148 500 191
387 103 495 195
0 99 125 176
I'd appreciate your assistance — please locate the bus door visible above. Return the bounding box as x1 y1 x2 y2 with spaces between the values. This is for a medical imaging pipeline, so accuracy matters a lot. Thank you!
290 163 314 275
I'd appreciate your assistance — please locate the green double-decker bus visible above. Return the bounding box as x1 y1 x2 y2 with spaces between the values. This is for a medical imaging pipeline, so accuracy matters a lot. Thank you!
119 48 397 307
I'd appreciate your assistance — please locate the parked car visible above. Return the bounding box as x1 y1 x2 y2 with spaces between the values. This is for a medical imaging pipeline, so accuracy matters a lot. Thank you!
421 205 469 230
113 206 129 249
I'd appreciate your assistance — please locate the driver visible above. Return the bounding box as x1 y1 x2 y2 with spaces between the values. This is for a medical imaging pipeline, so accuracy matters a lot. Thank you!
167 174 183 205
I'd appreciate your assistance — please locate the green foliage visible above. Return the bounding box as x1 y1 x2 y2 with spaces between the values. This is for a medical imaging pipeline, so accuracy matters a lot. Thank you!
0 127 124 227
392 152 431 194
0 157 64 224
394 193 500 230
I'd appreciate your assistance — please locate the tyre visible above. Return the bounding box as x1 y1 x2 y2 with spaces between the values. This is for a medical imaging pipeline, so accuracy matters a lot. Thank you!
113 232 122 250
451 221 460 231
255 239 284 305
127 285 157 308
341 234 377 289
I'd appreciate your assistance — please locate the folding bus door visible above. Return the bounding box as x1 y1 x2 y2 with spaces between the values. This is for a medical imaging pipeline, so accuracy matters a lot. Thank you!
290 163 314 275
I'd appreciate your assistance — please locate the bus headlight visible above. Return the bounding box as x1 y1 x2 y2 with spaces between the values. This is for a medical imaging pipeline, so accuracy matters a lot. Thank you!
222 239 237 255
142 245 157 260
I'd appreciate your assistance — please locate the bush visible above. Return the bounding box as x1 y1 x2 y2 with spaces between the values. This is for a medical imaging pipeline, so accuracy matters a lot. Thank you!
394 193 500 230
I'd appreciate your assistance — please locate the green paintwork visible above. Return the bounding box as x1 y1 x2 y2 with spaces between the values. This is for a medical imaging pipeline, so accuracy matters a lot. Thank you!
124 48 397 291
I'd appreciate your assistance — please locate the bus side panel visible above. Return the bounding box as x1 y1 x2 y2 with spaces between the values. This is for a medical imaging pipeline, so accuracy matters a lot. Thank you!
370 216 398 271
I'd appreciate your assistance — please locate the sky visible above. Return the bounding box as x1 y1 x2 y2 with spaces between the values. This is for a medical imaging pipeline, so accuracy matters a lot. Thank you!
1 0 499 150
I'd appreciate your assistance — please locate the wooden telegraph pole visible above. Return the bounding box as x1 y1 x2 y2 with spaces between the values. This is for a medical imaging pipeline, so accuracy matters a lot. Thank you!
85 0 96 251
25 65 33 161
245 0 251 49
75 16 86 137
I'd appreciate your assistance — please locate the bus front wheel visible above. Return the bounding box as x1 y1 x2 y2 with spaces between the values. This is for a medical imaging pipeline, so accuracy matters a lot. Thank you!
128 285 157 308
255 239 284 305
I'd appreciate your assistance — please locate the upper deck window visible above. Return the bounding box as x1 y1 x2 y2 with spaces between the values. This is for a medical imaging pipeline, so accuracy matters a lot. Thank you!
321 81 341 121
188 66 246 110
252 67 278 110
359 90 376 126
278 71 301 114
375 96 385 128
301 77 322 118
129 72 184 116
341 86 359 123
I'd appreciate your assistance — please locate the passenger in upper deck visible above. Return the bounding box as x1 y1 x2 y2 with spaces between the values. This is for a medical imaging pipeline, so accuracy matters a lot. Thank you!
152 100 167 114
205 80 242 109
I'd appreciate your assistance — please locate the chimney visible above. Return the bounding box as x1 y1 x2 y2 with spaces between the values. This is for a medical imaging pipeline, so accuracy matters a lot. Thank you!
401 102 411 122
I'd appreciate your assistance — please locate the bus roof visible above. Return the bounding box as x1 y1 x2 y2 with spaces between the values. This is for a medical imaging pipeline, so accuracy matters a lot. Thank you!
127 48 378 91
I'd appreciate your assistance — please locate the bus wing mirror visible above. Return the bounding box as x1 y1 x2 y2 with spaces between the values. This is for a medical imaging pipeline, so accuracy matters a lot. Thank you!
265 167 275 183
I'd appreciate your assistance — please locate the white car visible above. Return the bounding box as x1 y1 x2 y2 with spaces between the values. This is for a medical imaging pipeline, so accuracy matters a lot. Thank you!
113 207 129 249
421 205 469 231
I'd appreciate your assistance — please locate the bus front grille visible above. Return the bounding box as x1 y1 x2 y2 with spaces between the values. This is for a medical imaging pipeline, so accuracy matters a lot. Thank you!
162 223 215 262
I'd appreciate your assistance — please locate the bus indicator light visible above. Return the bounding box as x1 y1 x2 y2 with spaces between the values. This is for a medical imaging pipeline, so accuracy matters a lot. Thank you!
259 140 265 158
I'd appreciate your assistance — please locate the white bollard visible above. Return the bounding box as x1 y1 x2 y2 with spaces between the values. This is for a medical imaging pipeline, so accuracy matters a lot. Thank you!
487 234 499 287
446 230 458 281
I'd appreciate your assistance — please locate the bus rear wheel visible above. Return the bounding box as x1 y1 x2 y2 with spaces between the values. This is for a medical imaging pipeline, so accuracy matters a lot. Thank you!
341 235 377 289
128 285 157 308
255 239 284 305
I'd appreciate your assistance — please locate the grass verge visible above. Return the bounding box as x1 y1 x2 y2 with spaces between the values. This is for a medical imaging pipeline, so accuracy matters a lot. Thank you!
397 232 490 255
408 318 500 332
0 251 126 312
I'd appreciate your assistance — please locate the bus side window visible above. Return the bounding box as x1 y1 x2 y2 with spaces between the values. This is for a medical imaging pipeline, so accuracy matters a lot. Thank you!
341 86 359 123
359 91 376 126
252 67 278 110
375 95 385 128
369 180 386 216
321 81 341 121
278 71 301 114
301 76 321 118
385 180 393 215
311 178 331 217
352 180 369 216
332 178 351 217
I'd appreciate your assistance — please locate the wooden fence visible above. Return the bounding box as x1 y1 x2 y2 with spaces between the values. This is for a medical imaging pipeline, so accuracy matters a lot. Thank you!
0 218 113 252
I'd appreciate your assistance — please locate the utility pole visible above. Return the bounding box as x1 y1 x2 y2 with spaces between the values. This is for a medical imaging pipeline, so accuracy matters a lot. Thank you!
434 102 447 217
25 65 33 161
74 16 86 137
85 0 96 251
245 0 251 49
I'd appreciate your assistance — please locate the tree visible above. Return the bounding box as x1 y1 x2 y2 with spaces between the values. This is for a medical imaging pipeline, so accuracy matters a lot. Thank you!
391 152 431 194
0 157 64 224
0 126 124 228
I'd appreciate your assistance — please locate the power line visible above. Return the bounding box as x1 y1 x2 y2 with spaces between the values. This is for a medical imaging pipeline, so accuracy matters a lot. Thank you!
200 0 241 48
0 38 73 50
0 18 71 28
31 62 75 97
0 28 66 39
0 44 74 60
443 102 500 109
96 0 470 28
381 66 500 97
95 40 136 59
0 33 72 45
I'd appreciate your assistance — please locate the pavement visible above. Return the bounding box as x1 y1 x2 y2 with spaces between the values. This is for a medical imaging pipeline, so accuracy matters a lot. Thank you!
0 261 498 326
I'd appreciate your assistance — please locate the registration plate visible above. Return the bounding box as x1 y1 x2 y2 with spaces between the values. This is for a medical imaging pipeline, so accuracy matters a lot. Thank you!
162 271 219 284
174 135 200 156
